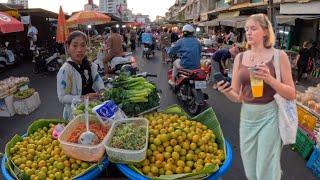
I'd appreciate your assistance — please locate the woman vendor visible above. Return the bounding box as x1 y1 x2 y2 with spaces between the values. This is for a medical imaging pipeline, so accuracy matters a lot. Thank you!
57 31 105 120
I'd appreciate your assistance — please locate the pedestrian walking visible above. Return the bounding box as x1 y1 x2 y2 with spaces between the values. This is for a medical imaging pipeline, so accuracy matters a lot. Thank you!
129 29 137 52
170 30 179 43
160 28 171 63
216 13 295 180
295 41 311 84
27 23 38 49
57 31 105 121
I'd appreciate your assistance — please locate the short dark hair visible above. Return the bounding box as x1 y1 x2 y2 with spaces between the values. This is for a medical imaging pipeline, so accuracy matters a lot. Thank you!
164 28 168 33
169 30 172 33
111 26 118 33
66 31 87 46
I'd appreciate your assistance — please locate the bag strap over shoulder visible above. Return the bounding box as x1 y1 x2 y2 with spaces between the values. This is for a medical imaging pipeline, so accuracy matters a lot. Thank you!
274 49 281 82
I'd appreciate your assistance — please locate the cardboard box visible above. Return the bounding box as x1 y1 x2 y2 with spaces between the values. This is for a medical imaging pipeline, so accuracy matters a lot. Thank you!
0 95 15 117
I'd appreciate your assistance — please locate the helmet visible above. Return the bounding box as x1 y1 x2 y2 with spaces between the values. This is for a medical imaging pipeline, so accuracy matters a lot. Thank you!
146 27 152 33
182 24 195 33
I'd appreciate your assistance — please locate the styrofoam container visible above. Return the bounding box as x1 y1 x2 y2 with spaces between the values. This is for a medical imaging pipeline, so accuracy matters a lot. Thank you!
58 114 109 162
105 118 149 163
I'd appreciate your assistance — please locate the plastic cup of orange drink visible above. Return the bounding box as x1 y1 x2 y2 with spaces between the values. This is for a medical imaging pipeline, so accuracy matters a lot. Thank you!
249 67 263 98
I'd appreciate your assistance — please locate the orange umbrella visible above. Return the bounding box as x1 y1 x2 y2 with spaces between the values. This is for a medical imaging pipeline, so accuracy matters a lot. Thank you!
56 6 69 43
66 11 111 27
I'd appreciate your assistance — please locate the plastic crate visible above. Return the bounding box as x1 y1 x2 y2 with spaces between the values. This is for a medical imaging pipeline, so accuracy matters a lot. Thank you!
297 105 318 132
292 128 315 159
307 146 320 179
105 118 148 164
58 114 109 162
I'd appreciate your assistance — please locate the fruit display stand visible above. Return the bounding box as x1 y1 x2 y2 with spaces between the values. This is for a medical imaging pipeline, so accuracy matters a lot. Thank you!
1 119 109 180
115 105 233 180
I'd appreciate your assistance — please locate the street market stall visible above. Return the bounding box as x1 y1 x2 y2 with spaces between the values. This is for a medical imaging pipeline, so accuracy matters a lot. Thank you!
1 73 233 180
294 84 320 178
0 76 40 117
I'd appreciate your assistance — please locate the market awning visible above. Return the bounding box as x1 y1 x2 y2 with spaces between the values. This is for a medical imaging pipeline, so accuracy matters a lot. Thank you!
0 4 19 18
280 1 320 15
198 19 219 27
276 15 320 26
218 16 248 28
19 8 61 19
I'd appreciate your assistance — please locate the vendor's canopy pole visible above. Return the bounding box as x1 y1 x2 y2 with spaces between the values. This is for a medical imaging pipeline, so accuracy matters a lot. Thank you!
56 6 69 44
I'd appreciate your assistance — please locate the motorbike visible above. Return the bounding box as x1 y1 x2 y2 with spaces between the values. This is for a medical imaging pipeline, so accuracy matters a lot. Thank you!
142 43 155 59
32 46 63 74
94 50 138 76
201 46 216 58
167 65 211 115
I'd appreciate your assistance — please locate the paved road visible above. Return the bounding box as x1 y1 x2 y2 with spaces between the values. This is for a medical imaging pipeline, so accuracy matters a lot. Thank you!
0 47 316 180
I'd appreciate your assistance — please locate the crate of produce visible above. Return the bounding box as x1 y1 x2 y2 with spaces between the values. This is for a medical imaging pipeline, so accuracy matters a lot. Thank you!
292 128 315 159
2 119 109 180
58 114 110 162
105 118 149 163
297 105 318 132
116 104 232 180
307 146 320 179
13 91 41 115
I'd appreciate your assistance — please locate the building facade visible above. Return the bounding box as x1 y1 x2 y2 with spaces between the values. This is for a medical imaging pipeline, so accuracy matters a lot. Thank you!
165 0 320 48
99 0 127 18
7 0 28 8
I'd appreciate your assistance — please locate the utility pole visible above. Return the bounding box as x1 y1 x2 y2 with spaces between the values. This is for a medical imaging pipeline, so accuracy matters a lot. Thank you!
268 0 274 26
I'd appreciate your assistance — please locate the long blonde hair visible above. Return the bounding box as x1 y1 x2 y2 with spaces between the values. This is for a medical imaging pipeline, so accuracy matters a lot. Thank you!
245 13 275 49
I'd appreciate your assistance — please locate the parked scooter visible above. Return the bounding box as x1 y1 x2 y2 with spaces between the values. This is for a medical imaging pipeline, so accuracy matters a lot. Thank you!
0 42 23 69
32 45 63 74
167 63 211 115
201 46 216 58
94 49 138 76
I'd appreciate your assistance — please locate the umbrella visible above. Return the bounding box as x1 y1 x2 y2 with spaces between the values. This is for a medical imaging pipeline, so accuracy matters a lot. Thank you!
66 11 111 27
56 6 69 43
0 12 23 33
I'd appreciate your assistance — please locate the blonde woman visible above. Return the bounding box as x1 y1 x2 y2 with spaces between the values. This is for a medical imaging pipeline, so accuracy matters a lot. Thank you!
216 14 295 180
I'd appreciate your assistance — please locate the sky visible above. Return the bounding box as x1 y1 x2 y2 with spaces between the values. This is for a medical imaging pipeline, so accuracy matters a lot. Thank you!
0 0 175 20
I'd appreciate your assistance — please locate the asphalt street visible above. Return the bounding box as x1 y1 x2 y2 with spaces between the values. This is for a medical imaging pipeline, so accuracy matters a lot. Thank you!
0 47 316 180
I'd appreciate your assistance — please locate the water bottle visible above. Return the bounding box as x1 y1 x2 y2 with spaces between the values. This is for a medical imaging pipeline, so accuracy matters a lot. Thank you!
92 100 127 125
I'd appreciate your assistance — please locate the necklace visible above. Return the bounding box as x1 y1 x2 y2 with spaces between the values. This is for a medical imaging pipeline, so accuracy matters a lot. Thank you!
250 52 264 66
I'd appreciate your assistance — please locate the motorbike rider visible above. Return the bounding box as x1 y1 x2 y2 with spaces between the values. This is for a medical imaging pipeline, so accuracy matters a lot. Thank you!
104 26 124 74
142 27 155 52
167 24 202 86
